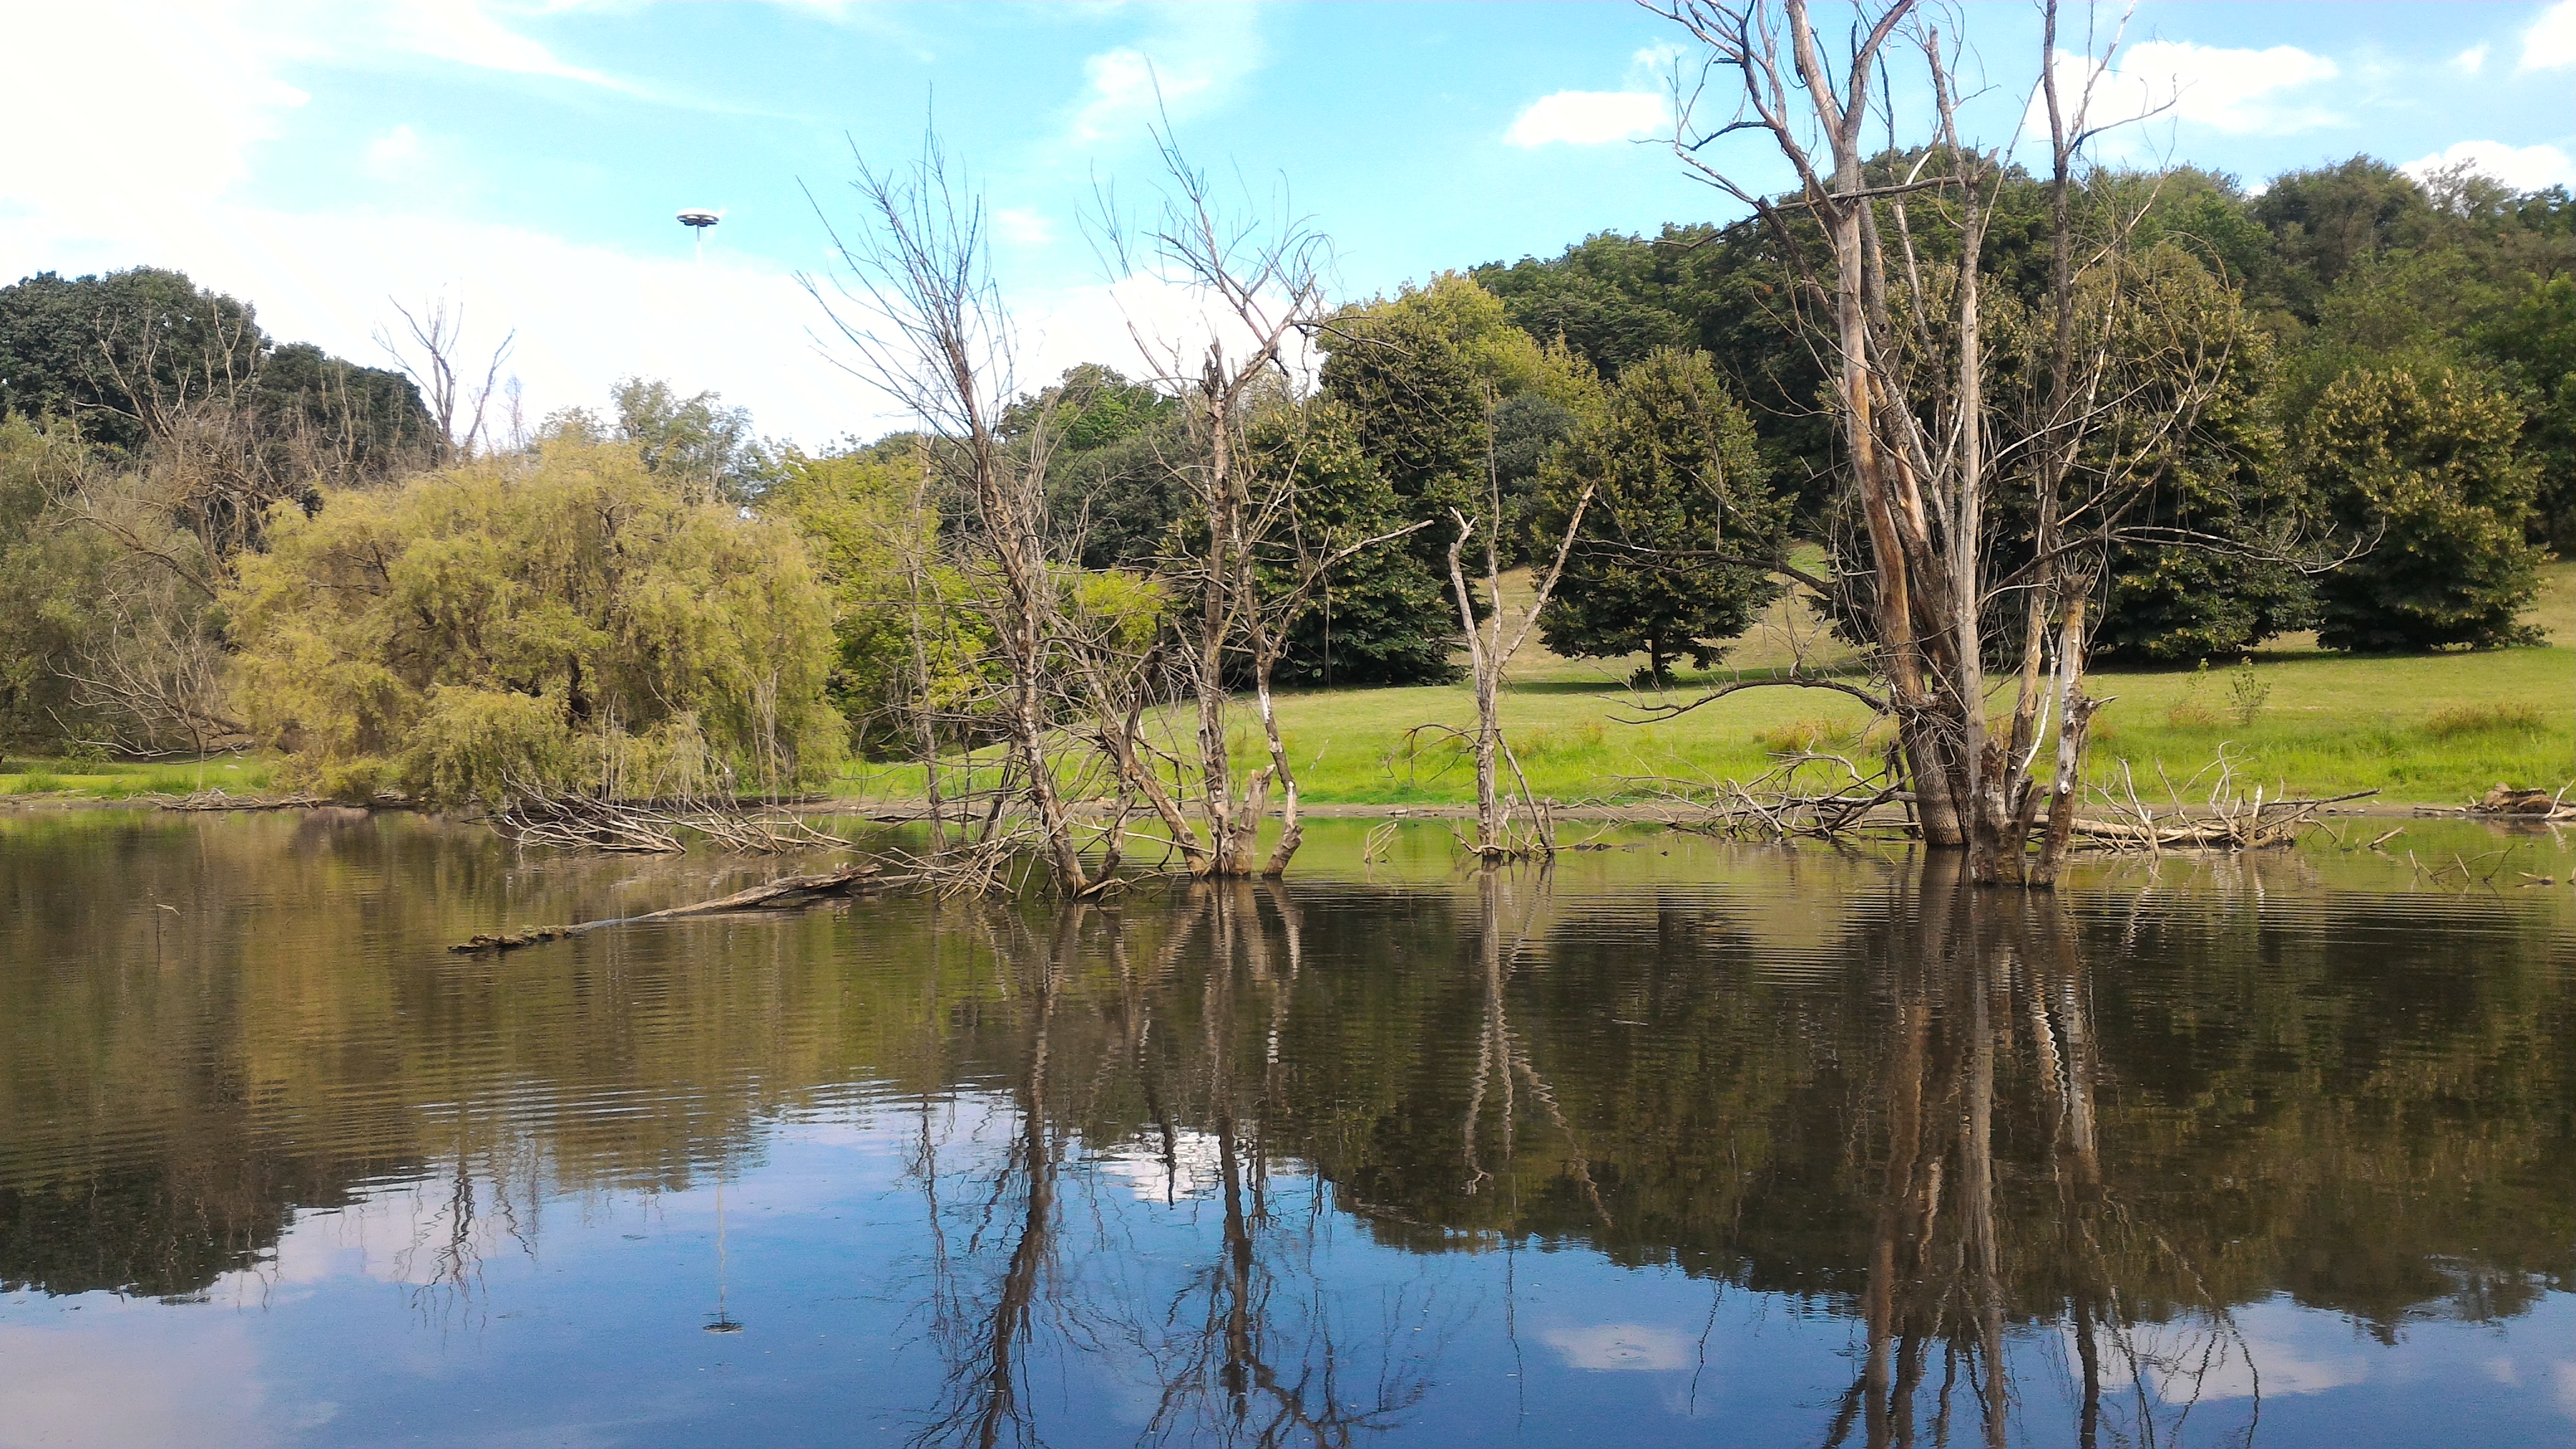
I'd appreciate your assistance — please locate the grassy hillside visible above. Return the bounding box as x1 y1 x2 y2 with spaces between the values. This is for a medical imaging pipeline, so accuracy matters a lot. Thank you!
837 561 2576 811
9 569 2568 811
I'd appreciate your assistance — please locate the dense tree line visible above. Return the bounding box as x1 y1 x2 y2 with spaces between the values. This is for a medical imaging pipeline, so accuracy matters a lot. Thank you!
1 151 2567 804
1467 155 2572 660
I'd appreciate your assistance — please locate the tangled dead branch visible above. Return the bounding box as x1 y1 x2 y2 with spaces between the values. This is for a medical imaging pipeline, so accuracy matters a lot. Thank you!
492 794 850 855
1626 752 1911 841
160 788 326 812
2076 753 2375 854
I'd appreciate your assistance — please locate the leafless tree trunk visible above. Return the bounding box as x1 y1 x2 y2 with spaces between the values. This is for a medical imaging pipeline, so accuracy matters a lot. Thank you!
1648 0 2217 887
377 296 515 462
1443 473 1592 860
1094 128 1399 879
808 133 1092 896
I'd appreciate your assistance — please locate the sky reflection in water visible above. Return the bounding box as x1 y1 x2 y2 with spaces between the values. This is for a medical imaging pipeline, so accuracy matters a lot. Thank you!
1 811 2572 1448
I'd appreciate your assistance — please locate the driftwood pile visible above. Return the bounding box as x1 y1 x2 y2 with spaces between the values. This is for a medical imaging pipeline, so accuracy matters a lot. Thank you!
451 862 885 953
494 794 848 854
1629 753 1913 842
2463 784 2576 820
2072 753 2377 855
160 788 326 812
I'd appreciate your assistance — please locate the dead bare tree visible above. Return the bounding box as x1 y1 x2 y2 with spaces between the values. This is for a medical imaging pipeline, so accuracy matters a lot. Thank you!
1644 0 2231 885
377 296 515 462
1441 470 1593 860
806 131 1096 896
1091 128 1411 878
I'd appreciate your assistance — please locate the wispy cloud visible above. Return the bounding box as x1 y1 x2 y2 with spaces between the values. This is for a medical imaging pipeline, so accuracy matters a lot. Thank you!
363 123 428 178
377 0 638 92
1505 91 1668 148
2035 39 2341 142
2522 0 2576 71
2451 43 2490 75
2403 140 2576 193
993 207 1057 246
1065 4 1265 146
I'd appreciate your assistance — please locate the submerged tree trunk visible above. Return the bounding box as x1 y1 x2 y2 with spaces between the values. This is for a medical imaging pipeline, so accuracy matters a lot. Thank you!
1653 0 2210 887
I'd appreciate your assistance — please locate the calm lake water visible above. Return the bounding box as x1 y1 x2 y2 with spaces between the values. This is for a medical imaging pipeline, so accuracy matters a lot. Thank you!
2 809 2571 1448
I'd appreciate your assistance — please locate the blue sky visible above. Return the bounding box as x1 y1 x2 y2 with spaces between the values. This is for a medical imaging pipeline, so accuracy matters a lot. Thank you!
4 1 2572 444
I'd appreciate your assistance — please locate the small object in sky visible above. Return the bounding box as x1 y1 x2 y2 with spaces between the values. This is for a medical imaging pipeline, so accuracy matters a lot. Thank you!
677 208 722 261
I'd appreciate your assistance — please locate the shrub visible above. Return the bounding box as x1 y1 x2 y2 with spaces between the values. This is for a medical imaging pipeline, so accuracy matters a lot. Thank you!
2424 702 2547 739
2306 367 2543 652
225 439 844 806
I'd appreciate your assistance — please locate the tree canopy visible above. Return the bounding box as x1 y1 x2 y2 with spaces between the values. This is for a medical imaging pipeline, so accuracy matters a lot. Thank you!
225 436 842 802
1532 347 1787 684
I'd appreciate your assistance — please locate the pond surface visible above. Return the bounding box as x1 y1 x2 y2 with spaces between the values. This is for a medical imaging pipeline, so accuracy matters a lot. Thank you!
1 810 2572 1449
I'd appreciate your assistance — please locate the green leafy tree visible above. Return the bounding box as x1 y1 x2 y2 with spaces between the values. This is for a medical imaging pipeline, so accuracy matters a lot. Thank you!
1311 308 1489 682
1248 401 1457 686
2306 366 2542 652
2043 247 2313 663
1472 231 1694 378
1013 364 1186 569
767 444 996 760
1341 274 1604 562
2246 157 2441 321
0 419 119 745
0 267 429 472
1530 348 1787 685
225 436 843 802
2483 275 2576 548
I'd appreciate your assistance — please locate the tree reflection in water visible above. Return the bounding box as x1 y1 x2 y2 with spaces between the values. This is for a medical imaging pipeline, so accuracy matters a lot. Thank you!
6 814 2570 1445
1834 859 2255 1449
902 889 1440 1449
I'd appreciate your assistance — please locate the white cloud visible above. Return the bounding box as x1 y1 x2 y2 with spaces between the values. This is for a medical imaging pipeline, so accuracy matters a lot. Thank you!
2403 140 2576 193
377 0 632 91
2522 1 2576 70
1015 268 1323 403
992 207 1057 246
1065 6 1265 146
0 0 892 445
0 3 311 216
1505 91 1668 148
2036 39 2341 142
1629 42 1686 75
2451 43 2490 74
1538 1323 1696 1372
364 123 427 177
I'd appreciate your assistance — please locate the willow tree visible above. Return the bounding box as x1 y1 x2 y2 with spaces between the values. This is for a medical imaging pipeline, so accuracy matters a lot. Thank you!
1649 0 2240 884
225 437 842 804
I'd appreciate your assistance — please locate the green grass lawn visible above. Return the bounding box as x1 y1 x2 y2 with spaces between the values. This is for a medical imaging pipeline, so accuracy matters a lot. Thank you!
0 755 275 801
833 560 2576 811
13 569 2569 812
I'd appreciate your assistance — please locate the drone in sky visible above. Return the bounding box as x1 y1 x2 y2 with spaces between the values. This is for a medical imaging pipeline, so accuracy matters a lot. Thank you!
677 208 723 260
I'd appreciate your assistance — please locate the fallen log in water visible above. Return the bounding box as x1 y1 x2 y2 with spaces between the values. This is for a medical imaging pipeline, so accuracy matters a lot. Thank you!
451 862 886 952
159 789 328 812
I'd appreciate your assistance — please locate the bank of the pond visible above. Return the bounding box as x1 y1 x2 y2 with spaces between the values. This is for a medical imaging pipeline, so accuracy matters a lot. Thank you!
816 641 2574 813
823 564 2576 813
11 569 2573 813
